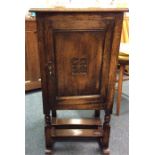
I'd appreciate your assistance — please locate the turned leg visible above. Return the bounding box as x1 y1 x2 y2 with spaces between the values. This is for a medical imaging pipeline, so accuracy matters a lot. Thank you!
95 110 100 118
102 111 111 155
45 114 52 155
116 65 125 115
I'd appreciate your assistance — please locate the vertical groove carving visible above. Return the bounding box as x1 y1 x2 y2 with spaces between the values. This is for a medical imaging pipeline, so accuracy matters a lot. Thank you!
45 114 51 126
47 61 55 78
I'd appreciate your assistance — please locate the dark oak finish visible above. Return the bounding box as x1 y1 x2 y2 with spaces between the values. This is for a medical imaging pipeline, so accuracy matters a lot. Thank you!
50 102 105 110
51 129 103 138
30 8 128 155
25 17 41 91
52 118 102 129
52 118 101 125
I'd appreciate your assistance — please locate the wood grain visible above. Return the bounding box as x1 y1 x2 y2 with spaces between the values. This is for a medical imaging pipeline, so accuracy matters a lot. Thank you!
51 102 105 110
51 129 102 138
52 118 102 126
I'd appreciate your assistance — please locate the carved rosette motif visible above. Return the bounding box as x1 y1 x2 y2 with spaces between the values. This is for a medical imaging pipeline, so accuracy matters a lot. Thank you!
71 57 88 74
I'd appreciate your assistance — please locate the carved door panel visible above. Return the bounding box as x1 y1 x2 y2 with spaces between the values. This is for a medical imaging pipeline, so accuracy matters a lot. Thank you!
43 14 115 106
54 30 105 96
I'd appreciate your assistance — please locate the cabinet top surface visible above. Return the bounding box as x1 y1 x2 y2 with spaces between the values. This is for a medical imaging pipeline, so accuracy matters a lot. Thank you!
29 7 129 13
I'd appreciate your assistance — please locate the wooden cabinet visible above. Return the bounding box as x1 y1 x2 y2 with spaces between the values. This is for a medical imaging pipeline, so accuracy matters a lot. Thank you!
25 17 41 91
30 8 128 154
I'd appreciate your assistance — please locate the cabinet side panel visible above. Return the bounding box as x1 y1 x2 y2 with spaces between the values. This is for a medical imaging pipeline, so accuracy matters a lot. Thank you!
106 13 124 111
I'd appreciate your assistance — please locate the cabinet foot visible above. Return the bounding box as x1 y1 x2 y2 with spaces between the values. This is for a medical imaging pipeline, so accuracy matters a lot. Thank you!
103 148 110 155
45 149 52 155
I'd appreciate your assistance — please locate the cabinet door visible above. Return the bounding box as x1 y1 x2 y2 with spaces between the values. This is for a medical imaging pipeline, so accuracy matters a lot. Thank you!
25 18 41 91
37 13 123 112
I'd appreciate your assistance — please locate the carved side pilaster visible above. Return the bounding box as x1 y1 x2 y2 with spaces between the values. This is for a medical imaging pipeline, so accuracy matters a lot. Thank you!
47 61 55 79
45 114 51 126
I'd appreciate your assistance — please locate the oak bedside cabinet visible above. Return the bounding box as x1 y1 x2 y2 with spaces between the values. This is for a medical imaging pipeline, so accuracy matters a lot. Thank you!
29 8 128 155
